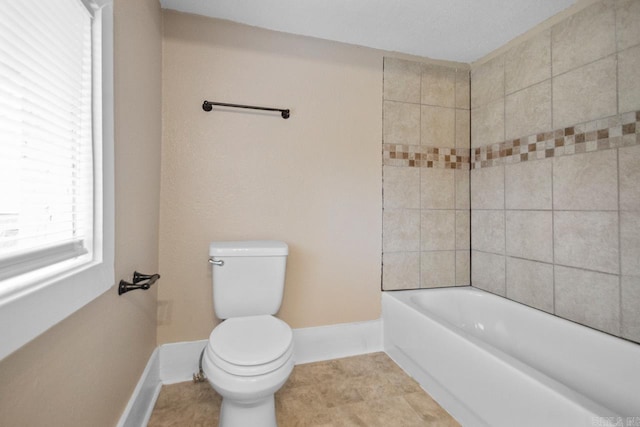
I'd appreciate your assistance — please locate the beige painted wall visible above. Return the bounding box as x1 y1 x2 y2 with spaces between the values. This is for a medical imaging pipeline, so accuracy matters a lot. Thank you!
0 0 162 425
158 12 386 344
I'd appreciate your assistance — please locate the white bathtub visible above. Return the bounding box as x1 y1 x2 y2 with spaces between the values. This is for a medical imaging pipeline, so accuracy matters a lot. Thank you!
383 287 640 427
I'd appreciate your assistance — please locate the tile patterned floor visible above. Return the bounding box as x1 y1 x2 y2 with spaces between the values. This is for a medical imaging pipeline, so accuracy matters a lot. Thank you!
147 352 460 427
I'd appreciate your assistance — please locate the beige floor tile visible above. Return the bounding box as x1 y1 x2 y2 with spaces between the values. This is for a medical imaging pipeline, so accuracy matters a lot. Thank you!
147 352 458 427
404 392 461 426
332 396 427 427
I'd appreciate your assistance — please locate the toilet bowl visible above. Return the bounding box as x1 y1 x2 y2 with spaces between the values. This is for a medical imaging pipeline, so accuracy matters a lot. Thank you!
204 241 294 427
203 315 294 427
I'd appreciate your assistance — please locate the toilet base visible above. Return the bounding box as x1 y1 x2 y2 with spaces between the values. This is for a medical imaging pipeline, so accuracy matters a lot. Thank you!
219 394 276 427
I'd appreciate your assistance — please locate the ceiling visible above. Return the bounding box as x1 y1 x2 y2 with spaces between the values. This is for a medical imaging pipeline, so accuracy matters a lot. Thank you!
159 0 576 63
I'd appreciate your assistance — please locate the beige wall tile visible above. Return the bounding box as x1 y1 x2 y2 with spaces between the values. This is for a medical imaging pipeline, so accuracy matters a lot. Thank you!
551 0 616 76
506 257 554 313
421 105 455 147
618 45 640 114
421 65 455 108
383 166 420 209
421 251 456 288
420 210 455 251
616 0 640 51
420 168 455 209
455 210 470 250
621 276 640 342
505 80 552 140
455 169 470 210
506 210 553 263
383 57 421 103
383 209 420 252
456 251 470 286
455 109 470 149
505 158 552 210
505 30 551 94
383 252 420 290
471 210 505 254
553 150 618 210
471 165 505 209
471 251 506 296
471 55 504 109
455 69 470 110
621 211 640 276
620 145 640 211
554 211 619 274
383 101 420 145
554 265 620 336
471 99 505 148
552 56 617 128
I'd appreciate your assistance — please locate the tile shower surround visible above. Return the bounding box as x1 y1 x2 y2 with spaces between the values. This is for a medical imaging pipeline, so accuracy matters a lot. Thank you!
383 0 640 342
466 0 640 344
384 108 640 342
468 123 640 343
383 0 640 343
382 58 471 291
383 115 640 340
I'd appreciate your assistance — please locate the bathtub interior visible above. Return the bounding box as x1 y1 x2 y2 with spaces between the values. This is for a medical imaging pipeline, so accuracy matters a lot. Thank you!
385 287 640 418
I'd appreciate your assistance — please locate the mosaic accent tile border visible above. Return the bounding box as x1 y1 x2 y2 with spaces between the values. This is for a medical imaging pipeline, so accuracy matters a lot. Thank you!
471 110 640 170
383 111 640 170
383 144 470 169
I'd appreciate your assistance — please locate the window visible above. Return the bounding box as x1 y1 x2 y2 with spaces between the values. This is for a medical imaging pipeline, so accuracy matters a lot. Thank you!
0 0 114 360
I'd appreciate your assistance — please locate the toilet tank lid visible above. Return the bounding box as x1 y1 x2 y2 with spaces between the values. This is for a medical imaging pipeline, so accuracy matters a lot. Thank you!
209 240 288 256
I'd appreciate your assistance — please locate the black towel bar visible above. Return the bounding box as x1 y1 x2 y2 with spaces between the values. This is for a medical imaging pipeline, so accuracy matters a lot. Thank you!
202 100 290 119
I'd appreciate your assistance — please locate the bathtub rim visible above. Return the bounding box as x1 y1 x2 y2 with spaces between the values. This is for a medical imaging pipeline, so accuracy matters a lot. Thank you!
387 286 640 349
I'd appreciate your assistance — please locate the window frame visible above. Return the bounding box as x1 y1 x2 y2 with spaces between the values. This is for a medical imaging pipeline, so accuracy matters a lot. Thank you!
0 0 115 361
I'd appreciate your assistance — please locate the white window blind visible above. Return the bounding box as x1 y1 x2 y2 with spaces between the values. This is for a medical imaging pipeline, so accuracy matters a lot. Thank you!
0 0 94 281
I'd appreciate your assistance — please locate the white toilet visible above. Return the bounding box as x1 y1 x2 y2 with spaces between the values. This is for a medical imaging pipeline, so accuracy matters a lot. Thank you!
203 240 294 427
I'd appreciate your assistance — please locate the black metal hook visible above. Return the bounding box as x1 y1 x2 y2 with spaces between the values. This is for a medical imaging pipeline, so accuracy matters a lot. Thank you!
202 100 290 119
118 271 160 295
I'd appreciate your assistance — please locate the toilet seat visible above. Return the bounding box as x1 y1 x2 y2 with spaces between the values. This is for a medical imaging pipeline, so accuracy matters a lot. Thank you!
208 315 293 377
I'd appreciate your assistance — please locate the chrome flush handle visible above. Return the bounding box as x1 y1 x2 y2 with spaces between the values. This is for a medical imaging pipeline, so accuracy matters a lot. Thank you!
208 258 224 266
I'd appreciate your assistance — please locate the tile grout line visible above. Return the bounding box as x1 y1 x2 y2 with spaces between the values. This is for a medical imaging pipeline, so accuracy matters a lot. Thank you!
381 58 386 291
477 49 635 109
502 56 507 297
614 1 620 119
617 147 623 336
502 164 507 297
614 3 623 338
453 69 458 287
418 65 423 289
551 159 556 314
468 71 473 288
472 248 622 277
385 98 463 111
550 30 556 315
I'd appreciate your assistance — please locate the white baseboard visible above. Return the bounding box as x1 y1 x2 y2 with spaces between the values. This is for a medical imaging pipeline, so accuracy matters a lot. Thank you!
116 348 162 427
157 318 384 383
292 318 383 364
159 339 209 385
118 318 383 424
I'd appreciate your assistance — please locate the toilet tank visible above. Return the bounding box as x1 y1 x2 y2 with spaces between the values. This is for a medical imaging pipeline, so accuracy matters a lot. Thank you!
209 240 288 319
